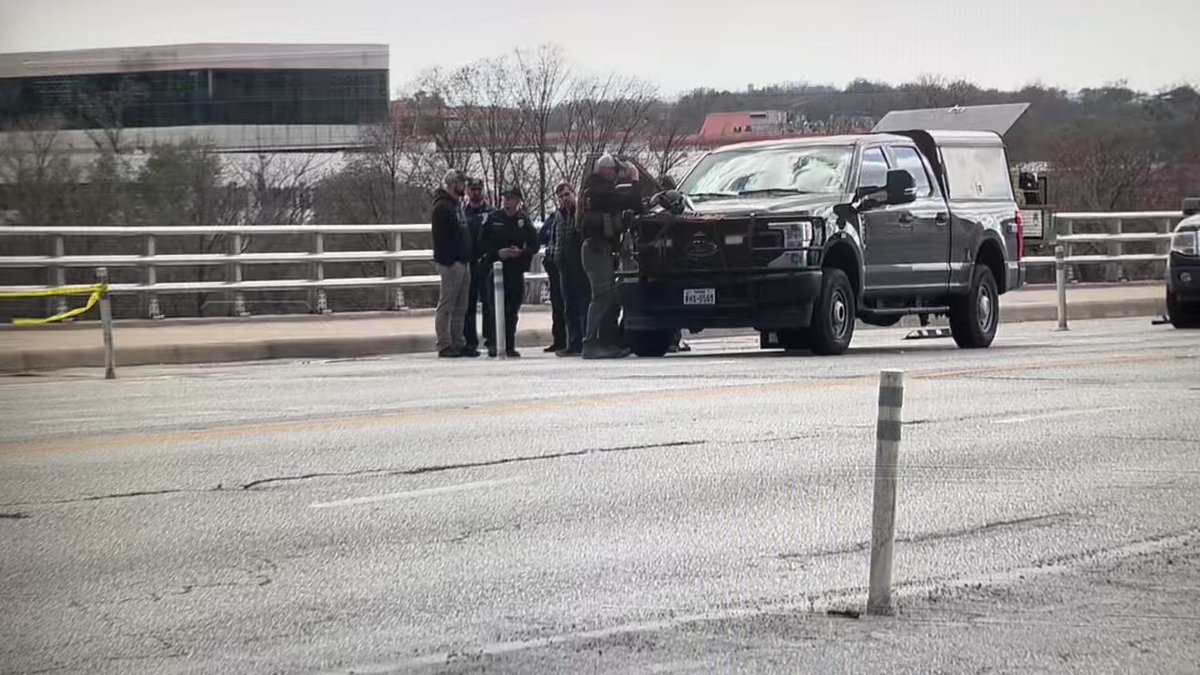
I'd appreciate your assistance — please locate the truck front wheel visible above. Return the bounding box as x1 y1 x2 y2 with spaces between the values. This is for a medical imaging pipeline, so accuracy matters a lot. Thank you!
1167 290 1200 328
809 268 855 355
949 266 999 348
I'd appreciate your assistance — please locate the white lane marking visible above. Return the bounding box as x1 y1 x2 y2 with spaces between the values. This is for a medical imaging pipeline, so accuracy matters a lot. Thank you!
308 477 520 509
993 406 1129 425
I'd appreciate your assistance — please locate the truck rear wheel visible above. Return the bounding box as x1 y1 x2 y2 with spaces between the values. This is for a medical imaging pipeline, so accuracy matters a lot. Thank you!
628 329 673 357
809 268 855 355
949 266 999 348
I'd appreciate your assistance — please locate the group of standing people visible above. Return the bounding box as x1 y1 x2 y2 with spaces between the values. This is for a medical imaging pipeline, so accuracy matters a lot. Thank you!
431 170 538 358
432 154 681 360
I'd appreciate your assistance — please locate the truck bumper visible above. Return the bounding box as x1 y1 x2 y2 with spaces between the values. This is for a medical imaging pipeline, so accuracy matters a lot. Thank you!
1007 260 1025 292
619 271 824 331
1168 255 1200 302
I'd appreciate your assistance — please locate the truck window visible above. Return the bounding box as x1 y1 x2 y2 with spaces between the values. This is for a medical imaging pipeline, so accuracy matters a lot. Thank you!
858 147 889 189
891 146 932 197
941 145 1014 201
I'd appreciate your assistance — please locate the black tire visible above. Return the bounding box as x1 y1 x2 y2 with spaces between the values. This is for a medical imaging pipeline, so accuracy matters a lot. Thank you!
809 268 855 356
628 329 673 357
1168 291 1200 329
949 266 999 349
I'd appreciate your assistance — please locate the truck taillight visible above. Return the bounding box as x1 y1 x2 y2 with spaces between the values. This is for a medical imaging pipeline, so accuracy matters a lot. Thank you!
1014 211 1025 260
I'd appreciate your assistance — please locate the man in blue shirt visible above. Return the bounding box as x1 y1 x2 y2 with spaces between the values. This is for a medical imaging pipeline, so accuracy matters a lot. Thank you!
539 192 568 353
462 178 491 356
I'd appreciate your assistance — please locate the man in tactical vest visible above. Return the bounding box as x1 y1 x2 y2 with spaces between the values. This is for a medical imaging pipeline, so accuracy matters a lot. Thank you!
577 154 642 359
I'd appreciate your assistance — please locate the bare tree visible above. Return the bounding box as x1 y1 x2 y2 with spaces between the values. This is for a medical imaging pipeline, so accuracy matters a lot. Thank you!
643 103 694 180
515 44 570 219
1050 120 1161 282
79 76 149 153
1051 122 1159 212
555 74 659 186
447 56 529 202
900 74 976 110
404 72 475 173
135 140 244 314
234 151 325 227
0 115 80 227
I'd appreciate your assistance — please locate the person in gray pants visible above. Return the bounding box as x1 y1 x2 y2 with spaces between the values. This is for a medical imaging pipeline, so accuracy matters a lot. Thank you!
578 154 643 359
431 169 476 358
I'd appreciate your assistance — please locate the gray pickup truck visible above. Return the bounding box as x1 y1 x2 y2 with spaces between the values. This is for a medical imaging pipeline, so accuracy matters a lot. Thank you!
618 124 1027 356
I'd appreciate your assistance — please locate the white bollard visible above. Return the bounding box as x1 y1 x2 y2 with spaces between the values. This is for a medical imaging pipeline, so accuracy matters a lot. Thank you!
492 261 507 359
96 267 116 380
1054 244 1069 332
867 369 904 615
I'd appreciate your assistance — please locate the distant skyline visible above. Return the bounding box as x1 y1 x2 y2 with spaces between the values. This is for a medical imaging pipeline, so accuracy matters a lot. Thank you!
2 0 1197 97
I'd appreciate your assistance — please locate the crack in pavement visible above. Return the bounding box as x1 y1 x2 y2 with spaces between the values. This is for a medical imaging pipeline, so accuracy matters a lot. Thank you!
240 439 707 490
4 440 707 506
0 488 219 509
779 512 1079 561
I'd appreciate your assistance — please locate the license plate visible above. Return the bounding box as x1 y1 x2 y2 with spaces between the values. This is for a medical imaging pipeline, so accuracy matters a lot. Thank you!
683 288 716 305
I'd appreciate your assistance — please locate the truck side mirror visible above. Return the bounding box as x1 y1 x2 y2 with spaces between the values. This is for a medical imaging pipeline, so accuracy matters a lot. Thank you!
885 170 917 205
1183 197 1200 217
833 203 857 230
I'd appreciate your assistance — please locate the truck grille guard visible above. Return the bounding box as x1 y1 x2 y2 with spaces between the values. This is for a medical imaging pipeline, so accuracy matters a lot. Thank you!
619 213 828 281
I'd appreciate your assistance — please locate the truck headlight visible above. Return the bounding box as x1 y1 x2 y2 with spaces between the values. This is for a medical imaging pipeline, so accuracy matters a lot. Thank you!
768 221 813 249
1172 229 1199 256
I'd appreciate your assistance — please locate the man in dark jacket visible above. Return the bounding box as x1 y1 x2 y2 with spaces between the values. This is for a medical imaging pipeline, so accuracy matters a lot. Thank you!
548 181 587 356
478 186 539 357
578 154 643 359
462 178 491 354
431 169 475 357
539 191 567 354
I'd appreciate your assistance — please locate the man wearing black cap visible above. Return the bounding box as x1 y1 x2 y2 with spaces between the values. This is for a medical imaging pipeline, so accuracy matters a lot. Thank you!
462 178 491 356
477 186 539 357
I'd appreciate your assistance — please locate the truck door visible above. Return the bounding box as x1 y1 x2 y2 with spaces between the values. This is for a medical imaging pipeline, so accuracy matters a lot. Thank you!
888 144 950 294
858 146 907 292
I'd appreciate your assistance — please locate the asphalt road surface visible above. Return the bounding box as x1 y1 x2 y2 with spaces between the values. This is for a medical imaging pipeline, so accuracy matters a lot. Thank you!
2 318 1198 674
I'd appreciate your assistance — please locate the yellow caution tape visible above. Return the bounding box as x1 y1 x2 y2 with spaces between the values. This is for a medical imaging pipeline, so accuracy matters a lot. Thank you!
0 284 107 300
1 284 108 326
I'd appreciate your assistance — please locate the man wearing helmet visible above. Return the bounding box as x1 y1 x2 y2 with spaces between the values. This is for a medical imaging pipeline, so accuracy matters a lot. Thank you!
576 153 643 359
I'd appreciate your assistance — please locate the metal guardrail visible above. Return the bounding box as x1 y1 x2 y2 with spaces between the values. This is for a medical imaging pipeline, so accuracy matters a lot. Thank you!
1024 210 1182 331
0 223 548 319
1024 211 1182 277
0 210 1183 321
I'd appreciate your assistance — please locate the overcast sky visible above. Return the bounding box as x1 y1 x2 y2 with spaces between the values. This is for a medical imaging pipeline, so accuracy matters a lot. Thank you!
2 0 1197 97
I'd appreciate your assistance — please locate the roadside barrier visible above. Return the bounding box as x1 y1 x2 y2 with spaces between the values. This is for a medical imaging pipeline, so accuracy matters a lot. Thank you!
0 268 116 379
492 261 507 359
868 369 904 615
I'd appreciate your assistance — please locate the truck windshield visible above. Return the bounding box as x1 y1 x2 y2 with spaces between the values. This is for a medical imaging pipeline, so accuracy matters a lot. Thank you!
681 145 853 198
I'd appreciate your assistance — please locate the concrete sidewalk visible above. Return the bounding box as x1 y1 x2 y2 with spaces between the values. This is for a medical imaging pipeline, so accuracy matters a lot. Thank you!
0 284 1166 372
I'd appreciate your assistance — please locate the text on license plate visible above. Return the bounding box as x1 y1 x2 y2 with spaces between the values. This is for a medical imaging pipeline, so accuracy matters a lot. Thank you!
682 288 716 305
